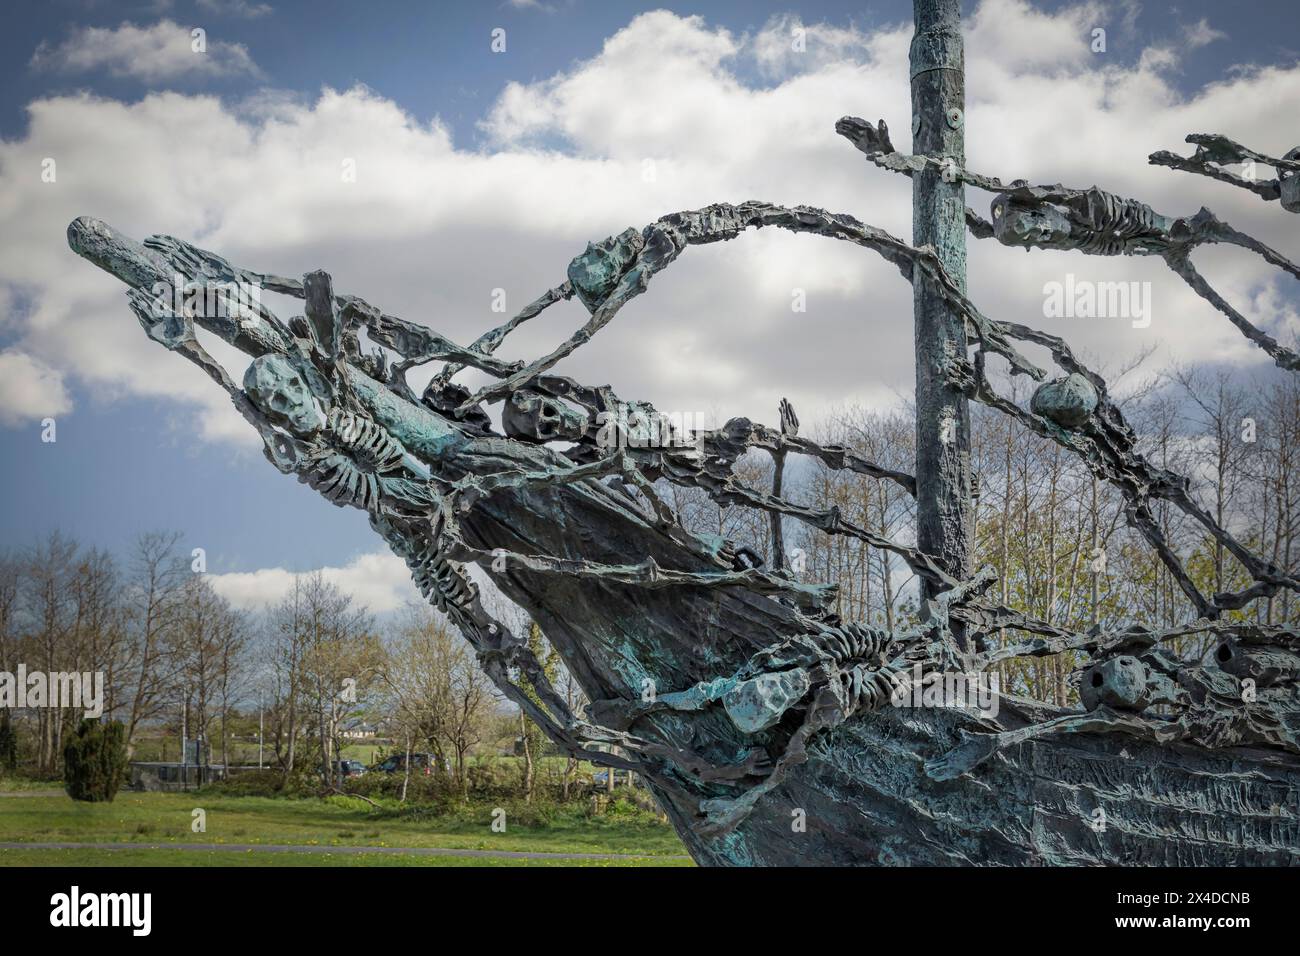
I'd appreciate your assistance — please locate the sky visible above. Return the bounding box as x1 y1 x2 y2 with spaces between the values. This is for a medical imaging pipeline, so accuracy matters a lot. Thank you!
1 0 1297 614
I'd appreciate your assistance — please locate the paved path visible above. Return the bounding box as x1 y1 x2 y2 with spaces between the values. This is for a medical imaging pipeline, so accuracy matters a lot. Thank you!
0 841 687 861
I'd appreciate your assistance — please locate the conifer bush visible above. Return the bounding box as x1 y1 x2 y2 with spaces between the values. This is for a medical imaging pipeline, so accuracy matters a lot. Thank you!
62 718 128 802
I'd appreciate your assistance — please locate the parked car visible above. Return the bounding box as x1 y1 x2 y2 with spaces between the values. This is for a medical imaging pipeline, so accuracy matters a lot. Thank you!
592 769 626 788
334 759 366 778
370 752 440 775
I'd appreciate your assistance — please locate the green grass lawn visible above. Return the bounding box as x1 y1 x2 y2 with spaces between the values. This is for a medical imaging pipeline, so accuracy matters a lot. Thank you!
0 846 690 867
340 742 381 764
0 775 62 792
124 740 597 781
0 791 688 861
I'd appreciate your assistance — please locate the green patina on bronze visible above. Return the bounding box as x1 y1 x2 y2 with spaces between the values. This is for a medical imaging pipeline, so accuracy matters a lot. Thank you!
65 0 1300 866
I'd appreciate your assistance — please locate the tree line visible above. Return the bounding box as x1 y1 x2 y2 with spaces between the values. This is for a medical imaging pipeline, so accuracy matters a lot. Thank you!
0 533 575 799
669 361 1300 704
3 361 1294 782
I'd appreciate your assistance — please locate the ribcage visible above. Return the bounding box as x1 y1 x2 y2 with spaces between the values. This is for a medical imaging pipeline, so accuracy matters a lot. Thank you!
1076 188 1167 255
406 536 478 614
300 408 407 511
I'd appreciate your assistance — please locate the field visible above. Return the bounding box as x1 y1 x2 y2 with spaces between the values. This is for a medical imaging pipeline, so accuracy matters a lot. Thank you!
127 738 389 766
125 739 592 779
0 783 691 867
0 846 686 866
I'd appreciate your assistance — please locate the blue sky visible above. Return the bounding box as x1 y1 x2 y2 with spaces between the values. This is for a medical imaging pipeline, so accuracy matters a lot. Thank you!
1 0 1297 609
6 0 1298 143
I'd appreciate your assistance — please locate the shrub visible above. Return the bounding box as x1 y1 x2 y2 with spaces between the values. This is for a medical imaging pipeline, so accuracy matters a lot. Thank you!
201 768 291 797
342 769 458 808
62 718 128 802
0 712 17 772
465 759 518 798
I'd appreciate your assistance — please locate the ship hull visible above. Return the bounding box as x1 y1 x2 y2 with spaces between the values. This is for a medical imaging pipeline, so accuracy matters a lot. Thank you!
680 702 1300 866
471 481 1300 866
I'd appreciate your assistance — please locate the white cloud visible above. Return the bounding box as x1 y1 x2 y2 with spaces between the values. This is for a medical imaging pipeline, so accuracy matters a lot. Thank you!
30 19 262 82
0 350 73 426
1183 18 1228 51
966 0 1105 72
1 1 1297 452
208 550 419 613
196 0 274 18
505 0 557 11
752 14 876 79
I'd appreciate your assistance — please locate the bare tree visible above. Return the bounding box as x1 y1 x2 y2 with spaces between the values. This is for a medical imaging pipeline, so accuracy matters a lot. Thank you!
122 532 185 755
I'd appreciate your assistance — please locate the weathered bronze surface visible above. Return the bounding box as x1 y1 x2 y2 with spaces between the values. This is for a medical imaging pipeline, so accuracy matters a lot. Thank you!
67 0 1300 865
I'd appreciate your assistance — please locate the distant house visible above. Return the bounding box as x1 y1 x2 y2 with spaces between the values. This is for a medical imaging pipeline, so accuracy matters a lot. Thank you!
340 722 379 740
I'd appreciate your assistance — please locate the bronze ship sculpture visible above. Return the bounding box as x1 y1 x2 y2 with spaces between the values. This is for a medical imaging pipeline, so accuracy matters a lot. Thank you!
67 0 1300 866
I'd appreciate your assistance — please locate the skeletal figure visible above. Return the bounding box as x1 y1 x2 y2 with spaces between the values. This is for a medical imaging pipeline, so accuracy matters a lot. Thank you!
595 621 907 734
303 409 409 510
568 227 646 311
991 186 1175 257
243 354 416 512
1150 133 1300 212
388 518 479 617
68 88 1300 860
243 354 325 435
1283 148 1300 214
501 390 589 444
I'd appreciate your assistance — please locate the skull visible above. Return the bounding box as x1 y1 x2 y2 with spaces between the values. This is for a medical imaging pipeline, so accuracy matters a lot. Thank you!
1030 373 1099 430
991 194 1074 249
1280 148 1300 214
1213 639 1300 689
722 669 812 734
243 354 324 435
1080 656 1149 712
501 390 588 444
567 227 646 312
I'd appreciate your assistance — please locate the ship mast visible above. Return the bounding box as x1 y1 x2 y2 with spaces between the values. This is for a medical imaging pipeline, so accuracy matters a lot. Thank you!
910 0 973 637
